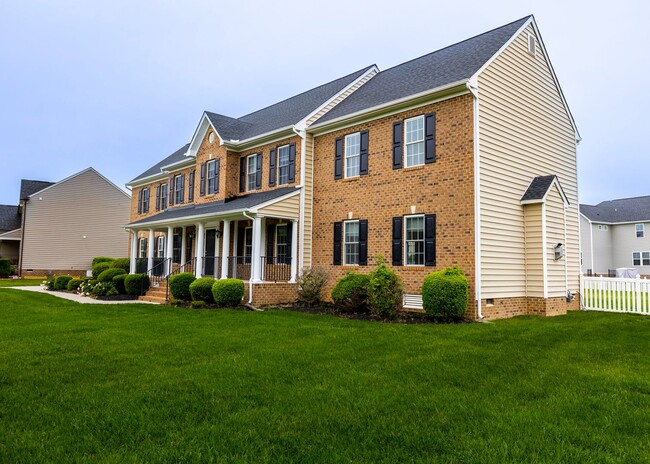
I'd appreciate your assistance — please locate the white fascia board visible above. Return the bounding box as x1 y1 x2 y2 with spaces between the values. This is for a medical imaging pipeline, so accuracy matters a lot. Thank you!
126 173 167 188
222 126 296 151
127 208 248 229
29 167 131 200
249 189 301 214
520 178 569 207
160 158 195 173
187 113 224 157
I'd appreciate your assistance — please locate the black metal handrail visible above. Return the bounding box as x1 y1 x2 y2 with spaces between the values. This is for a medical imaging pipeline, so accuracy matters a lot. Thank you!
261 256 291 282
227 256 251 281
142 258 171 296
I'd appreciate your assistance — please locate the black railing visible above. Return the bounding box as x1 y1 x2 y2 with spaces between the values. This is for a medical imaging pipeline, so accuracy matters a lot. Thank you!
202 256 223 279
227 256 251 281
261 256 291 282
148 258 171 288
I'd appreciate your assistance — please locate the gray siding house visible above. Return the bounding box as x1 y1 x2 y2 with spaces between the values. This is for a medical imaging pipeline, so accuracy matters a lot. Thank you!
580 196 650 276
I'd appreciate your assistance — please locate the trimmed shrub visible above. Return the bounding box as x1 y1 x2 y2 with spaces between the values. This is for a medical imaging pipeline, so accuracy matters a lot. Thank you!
190 300 206 309
0 258 11 278
79 280 97 296
67 277 83 292
169 272 196 300
331 273 371 313
422 266 468 320
110 258 130 272
54 275 73 291
98 268 127 283
44 277 55 290
212 279 245 307
368 256 403 319
92 262 112 279
92 256 114 266
297 267 328 306
124 273 150 296
9 265 17 276
92 281 115 297
189 277 216 303
112 274 127 294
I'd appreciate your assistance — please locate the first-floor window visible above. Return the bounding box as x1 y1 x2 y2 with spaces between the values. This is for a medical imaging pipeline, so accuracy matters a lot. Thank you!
173 234 181 263
276 225 288 263
247 155 259 191
138 238 147 258
405 215 425 266
156 236 165 258
344 221 359 265
633 252 641 266
644 252 650 266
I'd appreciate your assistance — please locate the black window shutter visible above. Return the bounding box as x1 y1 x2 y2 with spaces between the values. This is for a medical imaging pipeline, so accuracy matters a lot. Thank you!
266 224 275 260
360 131 369 175
286 224 292 265
269 148 276 187
143 238 147 256
237 223 246 258
255 153 263 189
425 214 436 266
333 222 342 265
155 185 160 211
392 121 403 169
169 177 174 206
180 174 185 203
425 112 436 164
239 157 246 192
334 137 343 179
200 163 206 196
392 216 403 266
188 170 194 202
359 219 368 265
288 143 296 183
215 159 220 193
143 188 149 213
137 189 143 214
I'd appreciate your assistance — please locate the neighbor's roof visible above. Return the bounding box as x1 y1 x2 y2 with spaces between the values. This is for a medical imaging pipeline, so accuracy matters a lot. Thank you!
0 205 20 231
581 196 650 223
20 179 55 200
314 16 530 125
127 187 297 227
131 143 191 183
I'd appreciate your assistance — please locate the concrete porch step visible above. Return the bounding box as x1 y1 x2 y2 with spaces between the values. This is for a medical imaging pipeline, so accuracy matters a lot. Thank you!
139 295 167 304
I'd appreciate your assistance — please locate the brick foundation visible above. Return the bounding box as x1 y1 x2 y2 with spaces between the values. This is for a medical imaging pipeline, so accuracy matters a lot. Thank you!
480 294 581 320
243 282 298 307
21 269 89 278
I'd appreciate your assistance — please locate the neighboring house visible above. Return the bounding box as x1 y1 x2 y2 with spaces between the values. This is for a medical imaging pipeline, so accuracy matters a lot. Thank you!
126 15 580 319
8 168 131 277
0 205 22 264
580 196 650 276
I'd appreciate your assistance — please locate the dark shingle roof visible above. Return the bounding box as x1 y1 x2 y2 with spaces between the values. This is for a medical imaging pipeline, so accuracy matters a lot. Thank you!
521 175 557 202
20 180 55 200
315 16 530 125
128 187 297 227
130 144 191 183
0 205 20 231
581 196 650 223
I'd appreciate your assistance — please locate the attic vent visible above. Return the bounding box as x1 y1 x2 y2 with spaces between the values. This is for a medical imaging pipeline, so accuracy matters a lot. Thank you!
527 33 536 56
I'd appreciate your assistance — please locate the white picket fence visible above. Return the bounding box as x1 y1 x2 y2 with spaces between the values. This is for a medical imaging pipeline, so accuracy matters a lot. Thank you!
581 276 650 315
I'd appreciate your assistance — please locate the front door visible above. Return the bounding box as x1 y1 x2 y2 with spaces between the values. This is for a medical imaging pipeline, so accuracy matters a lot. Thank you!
205 229 216 276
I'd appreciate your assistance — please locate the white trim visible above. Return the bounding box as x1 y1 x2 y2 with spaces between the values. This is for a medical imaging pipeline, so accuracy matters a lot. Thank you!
471 86 483 318
160 157 194 172
249 189 301 213
276 144 291 186
403 115 425 168
343 132 361 179
403 214 425 267
343 220 360 266
29 167 131 200
187 113 224 158
297 130 307 270
542 202 548 298
636 223 645 238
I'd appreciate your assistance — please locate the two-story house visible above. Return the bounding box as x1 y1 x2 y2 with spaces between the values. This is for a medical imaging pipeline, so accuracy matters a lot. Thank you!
580 196 650 276
126 15 580 319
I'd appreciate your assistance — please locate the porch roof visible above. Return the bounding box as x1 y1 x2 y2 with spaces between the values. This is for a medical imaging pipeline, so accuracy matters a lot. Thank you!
127 187 299 228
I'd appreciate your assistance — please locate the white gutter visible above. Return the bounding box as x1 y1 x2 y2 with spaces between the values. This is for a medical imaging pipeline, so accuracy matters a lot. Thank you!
293 126 307 270
242 211 255 305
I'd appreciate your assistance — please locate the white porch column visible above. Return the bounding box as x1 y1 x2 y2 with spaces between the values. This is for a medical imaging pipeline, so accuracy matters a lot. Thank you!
130 230 137 274
232 220 239 278
290 219 298 282
195 222 205 278
260 218 267 281
180 226 187 265
166 226 174 274
220 219 230 279
252 215 262 283
147 229 155 272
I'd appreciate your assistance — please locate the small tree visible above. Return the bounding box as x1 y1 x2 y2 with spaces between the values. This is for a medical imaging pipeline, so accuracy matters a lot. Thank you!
422 266 468 320
368 255 403 319
297 267 328 306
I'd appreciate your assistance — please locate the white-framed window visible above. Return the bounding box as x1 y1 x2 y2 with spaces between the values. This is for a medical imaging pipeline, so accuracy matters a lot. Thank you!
276 224 288 264
633 252 641 266
156 236 165 258
139 187 150 214
343 220 359 265
244 227 253 264
644 252 650 266
247 154 259 191
405 215 425 266
138 238 147 258
527 32 536 56
344 132 361 178
404 116 425 167
160 183 168 210
188 170 195 202
636 224 644 238
174 174 183 204
277 145 290 185
207 160 218 194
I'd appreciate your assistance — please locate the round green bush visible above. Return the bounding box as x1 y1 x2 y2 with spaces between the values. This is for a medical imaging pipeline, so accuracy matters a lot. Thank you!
368 256 403 319
0 258 11 278
92 256 114 266
66 277 83 291
110 258 130 272
331 273 370 312
97 268 127 283
422 266 468 320
168 272 196 300
92 262 112 279
212 279 244 307
189 277 216 303
54 275 73 291
112 274 127 294
124 273 150 296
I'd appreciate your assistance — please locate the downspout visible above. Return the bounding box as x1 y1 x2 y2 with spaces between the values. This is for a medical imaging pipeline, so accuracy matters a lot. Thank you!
18 199 27 276
293 126 307 271
242 211 255 305
467 79 484 319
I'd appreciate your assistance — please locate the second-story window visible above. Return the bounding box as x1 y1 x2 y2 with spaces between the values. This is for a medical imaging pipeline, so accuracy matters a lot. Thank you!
345 133 361 178
174 174 184 204
188 171 195 202
207 160 219 195
405 116 425 167
138 187 150 214
247 154 260 191
277 145 290 185
636 224 644 238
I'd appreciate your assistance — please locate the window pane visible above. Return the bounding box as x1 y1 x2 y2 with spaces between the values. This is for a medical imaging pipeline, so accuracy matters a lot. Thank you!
345 133 361 178
405 216 425 265
643 252 650 266
405 117 424 144
406 141 424 167
633 252 641 266
344 221 359 265
278 146 290 185
637 224 644 238
247 156 257 191
276 225 288 262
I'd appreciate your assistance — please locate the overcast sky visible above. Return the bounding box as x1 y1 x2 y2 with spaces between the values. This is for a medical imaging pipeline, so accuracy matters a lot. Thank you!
1 0 648 206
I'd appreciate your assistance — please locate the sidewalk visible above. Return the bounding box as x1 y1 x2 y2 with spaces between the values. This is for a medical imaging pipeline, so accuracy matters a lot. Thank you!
4 286 158 304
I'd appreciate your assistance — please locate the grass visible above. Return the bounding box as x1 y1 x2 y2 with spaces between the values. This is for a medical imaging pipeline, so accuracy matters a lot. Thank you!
1 289 649 463
583 288 650 312
0 278 42 287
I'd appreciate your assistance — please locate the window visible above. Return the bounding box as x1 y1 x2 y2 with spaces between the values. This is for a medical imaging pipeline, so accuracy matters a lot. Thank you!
633 252 641 266
276 225 288 264
141 188 150 213
138 238 147 258
404 116 425 167
156 236 165 258
597 224 608 231
405 215 425 265
188 171 195 202
644 252 650 266
160 184 167 210
247 154 259 191
207 160 218 195
344 221 359 265
174 175 184 204
527 32 536 56
636 224 644 238
277 145 291 185
173 234 181 263
244 227 253 264
344 133 361 178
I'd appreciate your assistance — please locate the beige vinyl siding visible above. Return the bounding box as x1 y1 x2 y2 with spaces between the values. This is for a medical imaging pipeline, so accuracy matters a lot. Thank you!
301 133 315 267
0 228 21 240
524 203 544 297
21 169 131 271
546 185 567 297
257 193 300 218
579 215 592 274
478 24 579 299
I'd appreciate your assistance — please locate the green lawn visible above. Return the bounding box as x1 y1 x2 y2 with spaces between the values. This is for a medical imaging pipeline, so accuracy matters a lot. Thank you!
0 278 42 287
1 290 649 463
